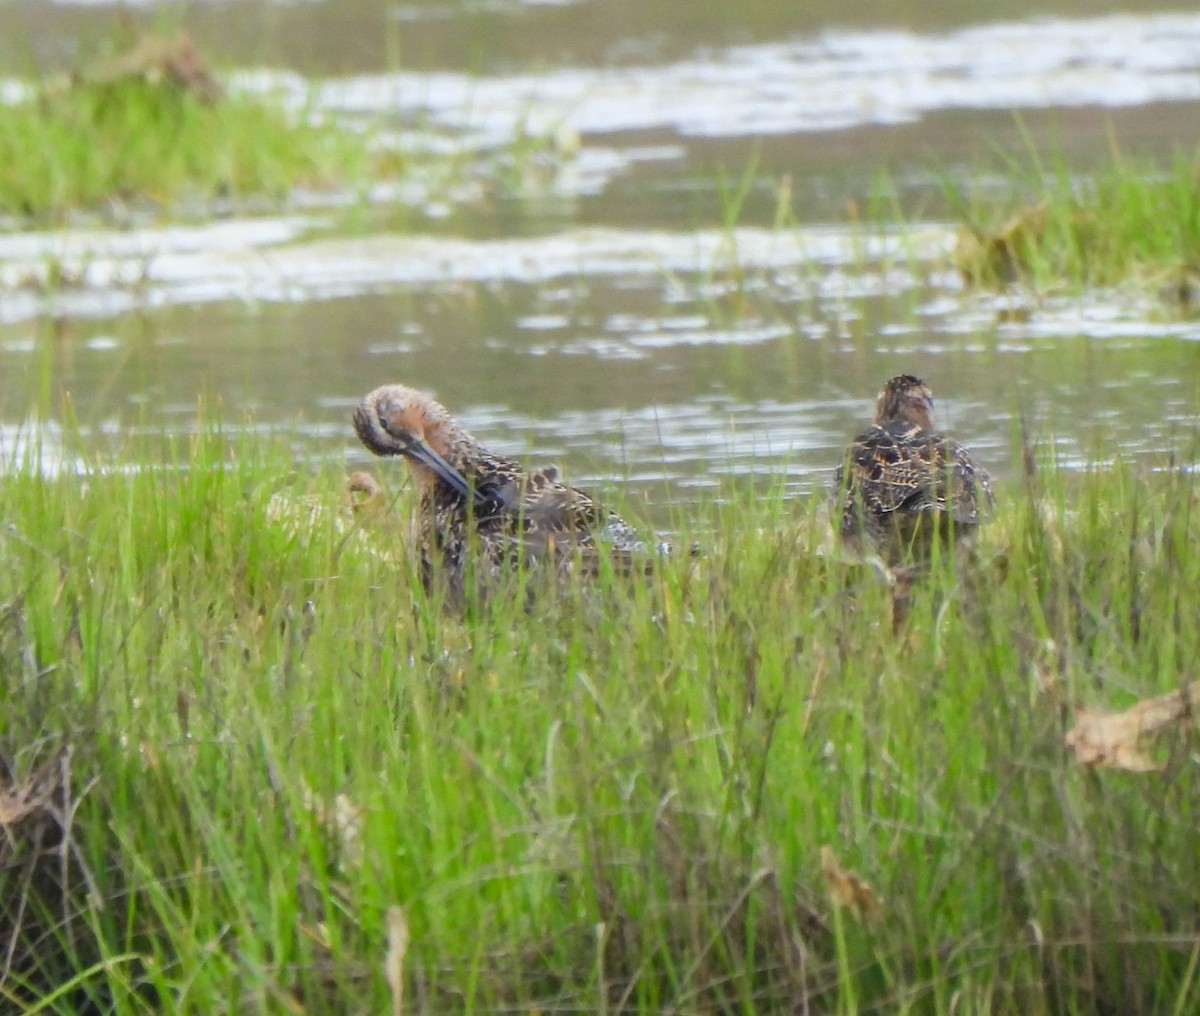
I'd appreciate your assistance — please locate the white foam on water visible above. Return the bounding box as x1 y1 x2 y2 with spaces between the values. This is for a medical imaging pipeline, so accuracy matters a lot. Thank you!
0 221 955 324
225 13 1200 142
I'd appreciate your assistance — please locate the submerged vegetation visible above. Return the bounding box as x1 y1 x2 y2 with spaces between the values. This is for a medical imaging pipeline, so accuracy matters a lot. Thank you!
1 424 1198 1014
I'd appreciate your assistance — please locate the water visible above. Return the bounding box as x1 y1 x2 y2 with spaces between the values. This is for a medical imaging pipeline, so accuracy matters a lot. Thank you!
1 2 1198 507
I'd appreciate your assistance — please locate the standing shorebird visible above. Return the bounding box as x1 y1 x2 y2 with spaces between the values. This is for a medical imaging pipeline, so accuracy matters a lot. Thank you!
353 383 652 601
834 374 993 569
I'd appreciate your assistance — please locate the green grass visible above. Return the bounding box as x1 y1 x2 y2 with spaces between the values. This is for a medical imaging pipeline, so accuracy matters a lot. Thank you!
0 30 579 227
0 74 380 222
1 425 1198 1014
946 146 1200 292
0 70 581 231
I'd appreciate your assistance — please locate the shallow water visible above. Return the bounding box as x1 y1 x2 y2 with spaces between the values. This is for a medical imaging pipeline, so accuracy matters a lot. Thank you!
1 4 1198 511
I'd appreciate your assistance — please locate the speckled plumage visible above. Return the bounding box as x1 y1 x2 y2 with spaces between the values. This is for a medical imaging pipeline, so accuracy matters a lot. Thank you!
353 383 650 600
834 375 993 565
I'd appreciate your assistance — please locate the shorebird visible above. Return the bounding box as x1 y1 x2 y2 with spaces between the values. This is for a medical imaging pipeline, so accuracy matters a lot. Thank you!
353 383 653 601
834 374 993 569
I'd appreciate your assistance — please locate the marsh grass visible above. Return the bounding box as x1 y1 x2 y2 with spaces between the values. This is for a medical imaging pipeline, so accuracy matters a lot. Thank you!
946 143 1200 292
0 72 376 222
0 58 583 231
1 426 1198 1014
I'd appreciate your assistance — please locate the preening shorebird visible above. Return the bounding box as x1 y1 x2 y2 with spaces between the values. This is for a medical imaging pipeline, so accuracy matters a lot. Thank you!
353 383 653 599
834 374 993 568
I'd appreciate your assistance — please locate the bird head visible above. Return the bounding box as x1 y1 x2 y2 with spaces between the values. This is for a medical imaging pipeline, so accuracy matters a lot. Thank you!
353 384 475 501
875 374 935 431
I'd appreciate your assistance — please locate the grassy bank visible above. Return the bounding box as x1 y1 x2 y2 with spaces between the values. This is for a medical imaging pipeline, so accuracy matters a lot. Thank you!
0 80 376 222
949 146 1200 294
0 33 377 223
1 428 1198 1014
0 29 578 227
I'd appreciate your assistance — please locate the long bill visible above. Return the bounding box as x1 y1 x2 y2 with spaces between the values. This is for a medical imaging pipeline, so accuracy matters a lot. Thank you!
381 423 491 509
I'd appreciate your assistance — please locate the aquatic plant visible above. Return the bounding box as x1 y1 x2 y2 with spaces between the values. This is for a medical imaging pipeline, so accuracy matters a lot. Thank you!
1 421 1197 1014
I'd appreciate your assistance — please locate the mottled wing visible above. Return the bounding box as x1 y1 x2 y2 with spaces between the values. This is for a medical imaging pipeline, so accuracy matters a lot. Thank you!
838 422 989 533
473 464 646 564
839 422 929 526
